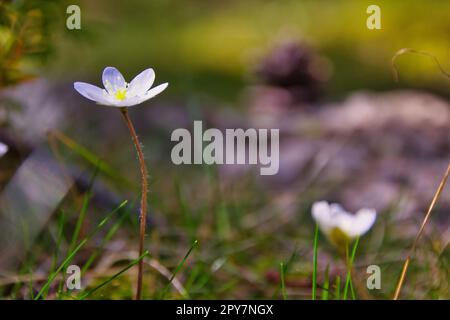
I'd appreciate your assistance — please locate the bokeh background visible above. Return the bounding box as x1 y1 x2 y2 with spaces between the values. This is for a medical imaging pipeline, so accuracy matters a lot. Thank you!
0 0 449 299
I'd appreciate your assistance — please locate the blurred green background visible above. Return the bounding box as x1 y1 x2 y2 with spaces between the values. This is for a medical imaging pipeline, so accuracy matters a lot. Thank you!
45 0 450 102
2 0 449 101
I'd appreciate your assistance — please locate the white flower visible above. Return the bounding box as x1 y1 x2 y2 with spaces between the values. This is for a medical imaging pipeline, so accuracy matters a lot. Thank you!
312 201 376 247
74 67 168 107
0 142 8 157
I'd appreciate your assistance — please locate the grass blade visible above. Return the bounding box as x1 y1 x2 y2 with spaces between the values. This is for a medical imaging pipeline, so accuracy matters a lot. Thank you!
81 210 128 274
272 244 298 299
48 130 133 188
334 275 341 300
321 264 330 300
34 200 128 300
280 262 287 300
77 250 149 300
69 167 99 253
160 240 198 299
43 210 67 298
393 163 450 299
312 224 319 300
343 237 359 300
349 278 356 300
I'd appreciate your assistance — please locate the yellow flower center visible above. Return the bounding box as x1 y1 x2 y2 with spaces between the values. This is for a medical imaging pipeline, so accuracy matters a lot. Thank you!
329 227 351 251
115 89 127 101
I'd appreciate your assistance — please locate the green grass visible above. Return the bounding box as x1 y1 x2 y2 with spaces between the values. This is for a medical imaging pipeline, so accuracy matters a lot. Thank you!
2 160 447 300
34 200 128 300
159 240 198 300
0 133 448 300
77 250 149 300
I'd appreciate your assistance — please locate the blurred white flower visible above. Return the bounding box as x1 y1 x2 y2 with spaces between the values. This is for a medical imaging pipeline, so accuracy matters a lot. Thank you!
0 142 8 157
312 201 376 248
74 67 168 107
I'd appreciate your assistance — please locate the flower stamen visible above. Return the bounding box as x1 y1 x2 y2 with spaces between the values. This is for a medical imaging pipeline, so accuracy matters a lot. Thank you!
115 89 127 101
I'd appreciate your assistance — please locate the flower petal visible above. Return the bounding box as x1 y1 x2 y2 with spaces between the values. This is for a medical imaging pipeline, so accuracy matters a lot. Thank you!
312 201 333 233
112 83 168 108
114 96 143 107
335 212 356 236
74 82 112 105
346 208 377 238
0 142 8 157
127 68 155 97
329 203 347 217
139 83 169 102
102 67 126 94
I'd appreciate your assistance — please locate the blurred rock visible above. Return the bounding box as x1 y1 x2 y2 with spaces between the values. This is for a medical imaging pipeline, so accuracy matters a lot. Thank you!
241 90 450 226
319 90 450 132
0 79 71 145
252 40 331 108
0 148 72 268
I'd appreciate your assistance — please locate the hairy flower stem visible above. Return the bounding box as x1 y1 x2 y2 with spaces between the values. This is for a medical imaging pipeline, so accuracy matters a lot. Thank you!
120 108 148 300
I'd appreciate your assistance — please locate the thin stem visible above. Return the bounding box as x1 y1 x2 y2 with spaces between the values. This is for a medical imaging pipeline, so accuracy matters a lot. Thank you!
321 264 329 300
120 108 149 300
343 237 359 300
393 163 450 300
334 276 340 300
280 262 287 300
312 224 319 300
391 48 450 83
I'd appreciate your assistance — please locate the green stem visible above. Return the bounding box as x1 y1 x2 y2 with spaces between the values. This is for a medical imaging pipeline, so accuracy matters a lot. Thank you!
312 224 319 300
280 262 287 300
343 237 359 300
